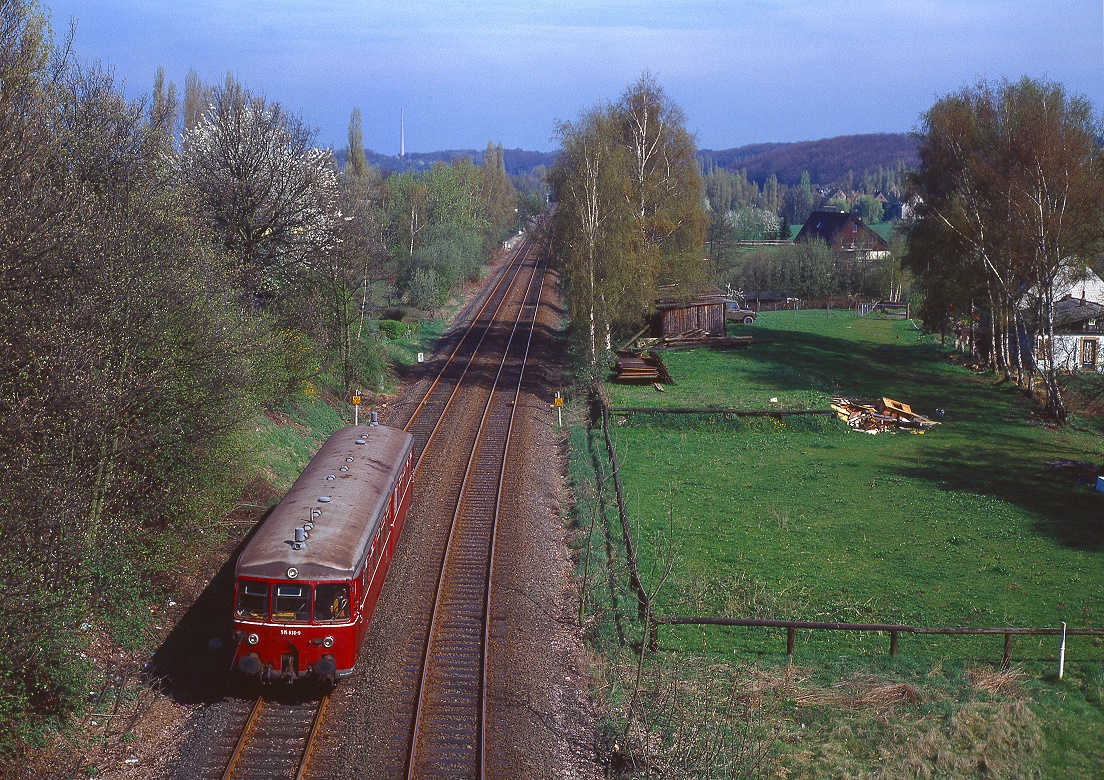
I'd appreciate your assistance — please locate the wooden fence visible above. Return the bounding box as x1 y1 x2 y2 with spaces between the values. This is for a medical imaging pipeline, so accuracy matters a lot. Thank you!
658 617 1104 669
610 406 832 419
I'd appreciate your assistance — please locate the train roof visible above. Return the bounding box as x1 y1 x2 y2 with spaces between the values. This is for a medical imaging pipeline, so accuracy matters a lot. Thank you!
236 425 414 581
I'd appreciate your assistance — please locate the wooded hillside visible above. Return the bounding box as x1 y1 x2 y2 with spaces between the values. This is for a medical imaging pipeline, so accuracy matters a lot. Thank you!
699 133 920 187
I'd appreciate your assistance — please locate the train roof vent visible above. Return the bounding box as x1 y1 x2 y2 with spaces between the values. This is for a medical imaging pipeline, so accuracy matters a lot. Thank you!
355 439 366 445
326 474 335 481
318 496 331 503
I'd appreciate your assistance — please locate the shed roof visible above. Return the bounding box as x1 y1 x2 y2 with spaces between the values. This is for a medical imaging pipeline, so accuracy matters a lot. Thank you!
655 283 727 310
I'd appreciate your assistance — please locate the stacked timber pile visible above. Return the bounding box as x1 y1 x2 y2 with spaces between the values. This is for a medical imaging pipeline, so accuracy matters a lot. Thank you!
636 328 754 351
614 351 673 384
831 397 939 434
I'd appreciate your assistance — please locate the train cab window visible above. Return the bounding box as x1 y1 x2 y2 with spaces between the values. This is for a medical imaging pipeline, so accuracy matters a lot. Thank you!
315 583 351 622
272 584 312 623
236 581 270 620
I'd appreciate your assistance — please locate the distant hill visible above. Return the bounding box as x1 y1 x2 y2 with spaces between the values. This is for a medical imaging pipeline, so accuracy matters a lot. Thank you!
699 133 919 187
333 147 557 177
333 133 918 186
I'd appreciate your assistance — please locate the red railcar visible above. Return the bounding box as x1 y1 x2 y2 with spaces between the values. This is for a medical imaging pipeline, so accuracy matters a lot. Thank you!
232 423 414 683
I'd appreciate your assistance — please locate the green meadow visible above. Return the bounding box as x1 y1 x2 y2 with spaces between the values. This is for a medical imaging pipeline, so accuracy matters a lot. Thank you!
576 310 1104 777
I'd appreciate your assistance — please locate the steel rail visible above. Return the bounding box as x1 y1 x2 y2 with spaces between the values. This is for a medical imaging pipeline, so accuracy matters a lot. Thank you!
403 221 543 469
480 248 548 777
219 696 264 780
218 693 328 780
295 694 329 780
405 248 547 778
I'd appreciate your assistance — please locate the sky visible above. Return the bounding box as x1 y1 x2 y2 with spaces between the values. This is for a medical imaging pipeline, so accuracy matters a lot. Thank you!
40 1 1104 154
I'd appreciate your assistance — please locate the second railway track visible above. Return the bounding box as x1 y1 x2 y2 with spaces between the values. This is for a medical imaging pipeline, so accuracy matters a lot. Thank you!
406 232 548 778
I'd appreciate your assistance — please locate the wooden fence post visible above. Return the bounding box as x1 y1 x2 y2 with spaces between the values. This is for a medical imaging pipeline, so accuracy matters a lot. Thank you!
786 626 796 661
890 630 899 657
596 390 659 652
1002 633 1013 670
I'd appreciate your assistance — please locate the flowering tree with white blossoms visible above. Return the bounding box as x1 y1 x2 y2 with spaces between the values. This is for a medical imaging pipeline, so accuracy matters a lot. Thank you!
180 75 340 308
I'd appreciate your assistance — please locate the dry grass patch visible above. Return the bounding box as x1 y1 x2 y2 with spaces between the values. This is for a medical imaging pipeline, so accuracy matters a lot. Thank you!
602 655 1043 779
965 665 1025 696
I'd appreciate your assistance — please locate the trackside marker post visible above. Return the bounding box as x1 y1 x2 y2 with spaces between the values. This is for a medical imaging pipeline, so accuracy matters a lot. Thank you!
1059 621 1067 680
352 390 361 427
553 392 563 427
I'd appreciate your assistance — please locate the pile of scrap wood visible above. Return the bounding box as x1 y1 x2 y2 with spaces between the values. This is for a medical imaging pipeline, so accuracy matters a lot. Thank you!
636 329 753 351
614 351 673 384
831 397 939 434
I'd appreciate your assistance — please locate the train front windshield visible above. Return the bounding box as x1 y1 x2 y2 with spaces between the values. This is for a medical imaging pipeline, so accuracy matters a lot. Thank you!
235 580 351 623
273 584 312 623
236 581 269 620
315 583 351 622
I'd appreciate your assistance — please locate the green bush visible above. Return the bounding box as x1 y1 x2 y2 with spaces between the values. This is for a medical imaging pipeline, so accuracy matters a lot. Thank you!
378 319 418 339
406 268 448 310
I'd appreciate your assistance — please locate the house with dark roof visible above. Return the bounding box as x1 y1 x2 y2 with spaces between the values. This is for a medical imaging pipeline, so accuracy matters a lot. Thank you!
795 211 890 260
1037 296 1104 373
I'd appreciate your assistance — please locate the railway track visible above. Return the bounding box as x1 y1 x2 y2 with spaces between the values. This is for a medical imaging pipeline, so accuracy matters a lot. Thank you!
207 223 549 780
195 693 327 780
406 234 547 778
349 224 549 778
400 225 543 464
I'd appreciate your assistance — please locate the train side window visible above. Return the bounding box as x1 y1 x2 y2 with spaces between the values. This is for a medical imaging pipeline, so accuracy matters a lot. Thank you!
236 581 269 620
272 584 311 623
314 583 350 622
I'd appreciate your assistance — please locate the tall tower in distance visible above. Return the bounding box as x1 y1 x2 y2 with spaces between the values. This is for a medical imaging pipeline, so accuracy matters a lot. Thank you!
400 109 405 157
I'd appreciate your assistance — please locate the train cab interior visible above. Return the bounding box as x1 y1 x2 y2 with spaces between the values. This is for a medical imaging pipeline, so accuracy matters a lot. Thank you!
235 580 352 624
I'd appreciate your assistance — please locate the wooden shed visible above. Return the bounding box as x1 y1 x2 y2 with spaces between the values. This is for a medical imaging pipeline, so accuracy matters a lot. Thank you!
654 284 727 337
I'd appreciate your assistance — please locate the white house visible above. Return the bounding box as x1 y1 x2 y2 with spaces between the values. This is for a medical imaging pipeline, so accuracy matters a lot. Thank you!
1038 296 1104 373
1025 268 1104 373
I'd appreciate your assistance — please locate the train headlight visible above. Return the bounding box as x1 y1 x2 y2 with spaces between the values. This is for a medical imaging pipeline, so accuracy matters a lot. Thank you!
322 636 334 648
247 633 260 646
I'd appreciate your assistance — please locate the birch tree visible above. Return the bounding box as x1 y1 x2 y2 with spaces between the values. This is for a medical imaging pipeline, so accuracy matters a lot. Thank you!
551 75 708 370
550 105 627 367
909 77 1104 421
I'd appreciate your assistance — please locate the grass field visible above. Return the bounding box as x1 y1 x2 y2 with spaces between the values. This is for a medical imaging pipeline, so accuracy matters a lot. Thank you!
576 310 1104 777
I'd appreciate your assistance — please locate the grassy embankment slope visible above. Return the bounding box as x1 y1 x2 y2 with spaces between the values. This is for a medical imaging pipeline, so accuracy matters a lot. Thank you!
578 310 1103 776
240 315 450 493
